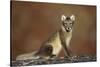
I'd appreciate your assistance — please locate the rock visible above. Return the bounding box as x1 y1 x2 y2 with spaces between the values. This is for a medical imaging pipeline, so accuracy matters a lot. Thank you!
11 55 96 66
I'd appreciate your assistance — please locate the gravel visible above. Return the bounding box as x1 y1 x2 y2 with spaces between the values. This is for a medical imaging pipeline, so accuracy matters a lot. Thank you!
11 55 96 66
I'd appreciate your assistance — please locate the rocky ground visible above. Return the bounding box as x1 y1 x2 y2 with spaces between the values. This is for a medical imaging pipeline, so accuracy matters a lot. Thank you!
11 55 96 66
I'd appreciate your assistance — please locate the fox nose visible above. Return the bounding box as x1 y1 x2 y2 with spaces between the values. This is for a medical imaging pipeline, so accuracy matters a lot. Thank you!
67 27 70 30
67 27 72 31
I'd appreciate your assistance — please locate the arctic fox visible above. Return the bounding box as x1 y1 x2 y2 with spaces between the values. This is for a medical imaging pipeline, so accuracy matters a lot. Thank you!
16 15 75 60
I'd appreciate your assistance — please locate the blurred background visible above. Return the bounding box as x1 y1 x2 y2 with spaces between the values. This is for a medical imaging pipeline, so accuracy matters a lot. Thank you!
11 1 96 60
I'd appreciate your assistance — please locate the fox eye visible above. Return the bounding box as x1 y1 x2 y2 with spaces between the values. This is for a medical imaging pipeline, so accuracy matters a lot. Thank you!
65 24 67 26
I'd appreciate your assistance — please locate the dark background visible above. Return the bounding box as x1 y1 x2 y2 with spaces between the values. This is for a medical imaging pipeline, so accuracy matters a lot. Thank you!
11 1 96 60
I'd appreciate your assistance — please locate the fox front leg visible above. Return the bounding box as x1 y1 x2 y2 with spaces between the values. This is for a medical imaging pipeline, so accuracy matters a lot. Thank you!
61 42 71 58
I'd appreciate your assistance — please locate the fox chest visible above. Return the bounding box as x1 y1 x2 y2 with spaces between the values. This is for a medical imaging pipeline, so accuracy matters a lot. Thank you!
60 30 72 46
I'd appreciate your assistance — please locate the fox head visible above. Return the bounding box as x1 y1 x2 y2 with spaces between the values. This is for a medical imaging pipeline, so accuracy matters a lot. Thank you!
61 15 75 32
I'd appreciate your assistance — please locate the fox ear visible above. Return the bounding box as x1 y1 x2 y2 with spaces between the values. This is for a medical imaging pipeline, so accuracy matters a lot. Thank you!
70 15 75 21
61 15 66 21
